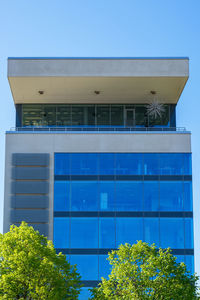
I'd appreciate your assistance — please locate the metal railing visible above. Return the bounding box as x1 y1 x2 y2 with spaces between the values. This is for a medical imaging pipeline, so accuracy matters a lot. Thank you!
9 126 187 132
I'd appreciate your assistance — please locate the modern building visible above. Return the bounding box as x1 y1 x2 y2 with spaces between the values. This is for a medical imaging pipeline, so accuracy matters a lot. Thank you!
4 58 193 299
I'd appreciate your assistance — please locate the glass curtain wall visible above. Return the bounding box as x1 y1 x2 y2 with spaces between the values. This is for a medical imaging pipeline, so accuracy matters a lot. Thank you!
53 152 193 299
21 104 174 127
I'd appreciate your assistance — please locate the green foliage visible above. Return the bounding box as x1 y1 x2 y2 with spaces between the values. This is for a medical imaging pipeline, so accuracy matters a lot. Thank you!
90 241 199 300
0 222 82 299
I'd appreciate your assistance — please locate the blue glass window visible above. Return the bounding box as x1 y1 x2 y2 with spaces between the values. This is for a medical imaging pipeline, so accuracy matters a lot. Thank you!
185 255 194 273
143 181 159 211
99 255 111 279
99 153 115 175
160 182 183 211
184 181 193 211
176 255 185 264
116 181 143 211
53 217 69 248
70 255 98 280
71 181 98 211
71 218 98 248
144 218 159 246
99 218 115 248
183 153 192 175
160 218 184 249
160 154 184 175
143 154 159 175
54 153 70 175
70 153 98 175
185 218 193 249
115 153 143 175
54 181 70 211
99 181 115 211
116 218 143 246
79 288 92 300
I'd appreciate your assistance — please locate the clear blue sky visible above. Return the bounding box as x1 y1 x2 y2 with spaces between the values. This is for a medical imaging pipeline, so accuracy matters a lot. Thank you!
0 0 200 275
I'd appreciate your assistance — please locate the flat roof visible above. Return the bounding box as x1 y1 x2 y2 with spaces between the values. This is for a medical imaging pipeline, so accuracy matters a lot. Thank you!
8 57 189 105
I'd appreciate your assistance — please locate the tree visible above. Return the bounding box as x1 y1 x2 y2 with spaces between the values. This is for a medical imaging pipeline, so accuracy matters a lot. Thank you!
0 222 82 299
90 241 199 300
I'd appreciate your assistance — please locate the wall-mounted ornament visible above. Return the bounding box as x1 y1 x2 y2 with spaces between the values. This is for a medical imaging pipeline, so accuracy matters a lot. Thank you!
146 100 165 119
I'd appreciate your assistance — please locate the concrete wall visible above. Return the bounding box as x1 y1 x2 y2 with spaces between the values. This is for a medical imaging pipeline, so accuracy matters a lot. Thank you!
4 132 191 241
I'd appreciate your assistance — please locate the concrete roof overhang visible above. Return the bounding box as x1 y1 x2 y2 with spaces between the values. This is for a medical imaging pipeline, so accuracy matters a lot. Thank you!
7 58 189 104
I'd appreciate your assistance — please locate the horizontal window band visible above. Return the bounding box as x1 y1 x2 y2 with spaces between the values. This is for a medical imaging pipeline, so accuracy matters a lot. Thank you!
81 281 100 287
54 211 193 218
57 248 194 255
54 175 192 181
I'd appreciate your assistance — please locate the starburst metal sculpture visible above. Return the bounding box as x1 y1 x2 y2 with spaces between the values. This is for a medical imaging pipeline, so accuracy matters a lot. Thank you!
146 100 165 119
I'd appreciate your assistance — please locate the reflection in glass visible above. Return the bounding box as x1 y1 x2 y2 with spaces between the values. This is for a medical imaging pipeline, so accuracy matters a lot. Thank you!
116 218 143 246
99 255 111 279
160 182 183 211
70 255 98 280
185 255 194 273
116 153 143 175
71 218 98 248
99 218 115 248
99 153 115 175
184 181 193 211
99 181 115 211
54 153 70 175
144 218 159 246
71 181 98 211
54 181 70 211
160 154 184 175
160 218 184 248
53 218 69 248
185 218 193 249
143 181 159 211
71 153 98 175
116 181 143 211
143 153 159 175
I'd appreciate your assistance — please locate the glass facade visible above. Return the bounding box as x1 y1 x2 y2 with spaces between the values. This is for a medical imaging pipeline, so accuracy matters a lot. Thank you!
20 104 176 128
53 152 193 298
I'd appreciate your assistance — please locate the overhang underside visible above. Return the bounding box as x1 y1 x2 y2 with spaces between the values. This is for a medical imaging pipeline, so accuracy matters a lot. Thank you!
8 76 188 104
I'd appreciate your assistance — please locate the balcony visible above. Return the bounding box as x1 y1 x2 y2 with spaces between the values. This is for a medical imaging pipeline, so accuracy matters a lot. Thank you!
8 126 188 133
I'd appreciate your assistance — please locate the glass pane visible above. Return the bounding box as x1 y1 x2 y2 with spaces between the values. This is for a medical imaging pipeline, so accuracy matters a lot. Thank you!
99 153 115 175
99 218 115 248
116 181 143 211
183 153 192 175
185 255 194 273
160 154 184 175
54 181 70 211
160 182 183 211
71 218 98 248
72 106 85 126
70 255 98 280
79 287 92 300
53 218 69 248
184 181 193 211
111 105 123 126
54 153 70 175
135 105 146 127
22 104 43 126
160 218 184 249
43 105 56 126
144 218 159 246
143 181 159 211
71 153 98 175
175 255 185 264
185 218 193 249
71 181 98 211
143 154 159 175
116 218 143 246
87 105 95 126
99 255 112 279
99 181 115 211
149 105 169 127
97 105 110 126
116 153 143 175
56 105 71 126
